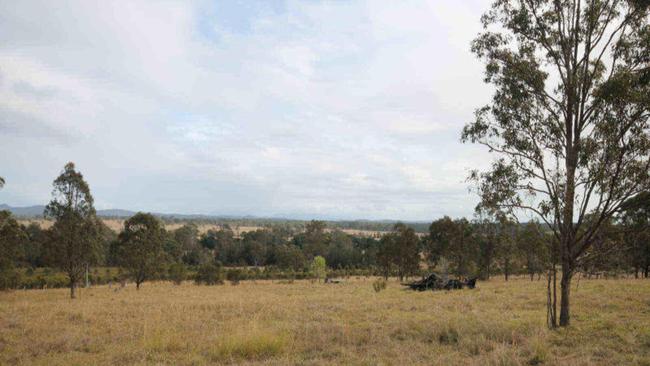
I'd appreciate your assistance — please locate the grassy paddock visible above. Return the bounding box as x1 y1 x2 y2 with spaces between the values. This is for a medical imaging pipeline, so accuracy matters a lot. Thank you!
1 277 649 365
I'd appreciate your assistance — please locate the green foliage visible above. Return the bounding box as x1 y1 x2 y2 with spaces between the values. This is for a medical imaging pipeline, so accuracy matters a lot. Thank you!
302 220 328 258
620 192 650 278
378 223 421 280
0 211 27 290
517 221 548 280
274 244 306 271
174 223 211 266
463 0 650 326
428 217 479 277
195 262 224 285
23 222 46 267
114 212 167 289
43 162 101 298
241 229 269 267
226 268 244 285
310 255 327 281
168 263 188 285
326 230 356 269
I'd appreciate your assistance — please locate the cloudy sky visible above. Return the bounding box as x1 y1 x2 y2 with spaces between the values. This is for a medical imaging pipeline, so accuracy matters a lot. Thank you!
0 0 494 221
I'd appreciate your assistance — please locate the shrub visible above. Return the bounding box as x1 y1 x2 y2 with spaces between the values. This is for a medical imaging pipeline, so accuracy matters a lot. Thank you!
372 278 387 292
0 266 22 290
310 256 327 282
168 263 188 285
437 326 460 345
195 263 224 285
226 269 244 285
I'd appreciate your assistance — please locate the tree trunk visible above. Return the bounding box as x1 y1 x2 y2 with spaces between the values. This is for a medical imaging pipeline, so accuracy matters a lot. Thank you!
559 268 573 327
70 280 76 299
547 266 557 328
85 264 90 288
136 281 141 290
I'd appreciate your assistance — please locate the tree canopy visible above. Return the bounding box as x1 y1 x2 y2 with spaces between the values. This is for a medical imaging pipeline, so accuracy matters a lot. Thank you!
114 212 166 289
43 162 101 298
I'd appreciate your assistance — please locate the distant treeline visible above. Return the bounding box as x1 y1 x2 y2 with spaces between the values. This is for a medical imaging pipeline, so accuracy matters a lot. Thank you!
1 163 649 295
2 209 648 291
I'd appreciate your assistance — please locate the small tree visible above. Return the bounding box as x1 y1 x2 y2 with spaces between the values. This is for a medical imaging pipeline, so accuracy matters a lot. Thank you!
428 217 477 278
114 213 166 290
496 218 519 281
168 262 188 285
44 162 101 299
195 262 224 285
620 192 650 278
0 211 26 290
392 223 421 281
303 220 328 258
377 233 397 279
310 255 327 282
474 216 499 280
518 221 548 281
226 268 244 285
378 223 421 281
275 244 306 271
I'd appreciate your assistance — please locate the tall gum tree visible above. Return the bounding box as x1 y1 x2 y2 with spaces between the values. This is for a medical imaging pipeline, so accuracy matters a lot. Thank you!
462 0 650 326
44 162 100 299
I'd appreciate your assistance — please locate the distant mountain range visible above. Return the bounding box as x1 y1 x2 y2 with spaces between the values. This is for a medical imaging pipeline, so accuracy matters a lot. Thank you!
0 204 302 221
0 204 432 232
0 204 137 218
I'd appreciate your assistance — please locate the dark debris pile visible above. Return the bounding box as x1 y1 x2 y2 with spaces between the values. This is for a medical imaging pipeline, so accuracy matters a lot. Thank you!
403 273 477 291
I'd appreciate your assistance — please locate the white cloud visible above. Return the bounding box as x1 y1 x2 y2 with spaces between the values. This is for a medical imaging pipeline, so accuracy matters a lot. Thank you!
0 0 494 220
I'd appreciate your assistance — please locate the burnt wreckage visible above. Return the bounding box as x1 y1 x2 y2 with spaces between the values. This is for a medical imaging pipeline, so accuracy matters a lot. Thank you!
403 273 477 291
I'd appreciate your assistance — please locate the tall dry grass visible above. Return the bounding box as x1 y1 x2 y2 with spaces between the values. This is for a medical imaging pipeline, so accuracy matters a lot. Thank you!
1 276 649 365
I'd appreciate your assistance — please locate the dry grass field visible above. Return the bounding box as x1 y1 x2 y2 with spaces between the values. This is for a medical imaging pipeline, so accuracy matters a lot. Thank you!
1 277 649 365
17 219 263 236
17 219 389 238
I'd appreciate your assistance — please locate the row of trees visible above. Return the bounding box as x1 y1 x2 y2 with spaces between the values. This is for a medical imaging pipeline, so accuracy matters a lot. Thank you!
1 164 649 299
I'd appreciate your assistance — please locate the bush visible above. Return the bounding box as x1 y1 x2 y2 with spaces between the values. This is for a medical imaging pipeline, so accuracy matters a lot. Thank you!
310 256 327 282
0 266 22 290
195 263 224 285
226 269 244 285
372 278 387 293
437 326 459 345
168 263 188 285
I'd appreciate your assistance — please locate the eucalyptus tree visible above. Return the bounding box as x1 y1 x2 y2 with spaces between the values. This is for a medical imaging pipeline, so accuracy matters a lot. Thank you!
115 212 167 290
0 211 26 290
428 217 478 278
377 223 420 280
391 223 421 281
44 162 101 298
620 191 650 277
463 0 649 326
518 221 548 281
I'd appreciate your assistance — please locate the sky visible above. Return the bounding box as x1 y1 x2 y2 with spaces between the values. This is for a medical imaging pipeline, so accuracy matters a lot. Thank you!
0 0 495 221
